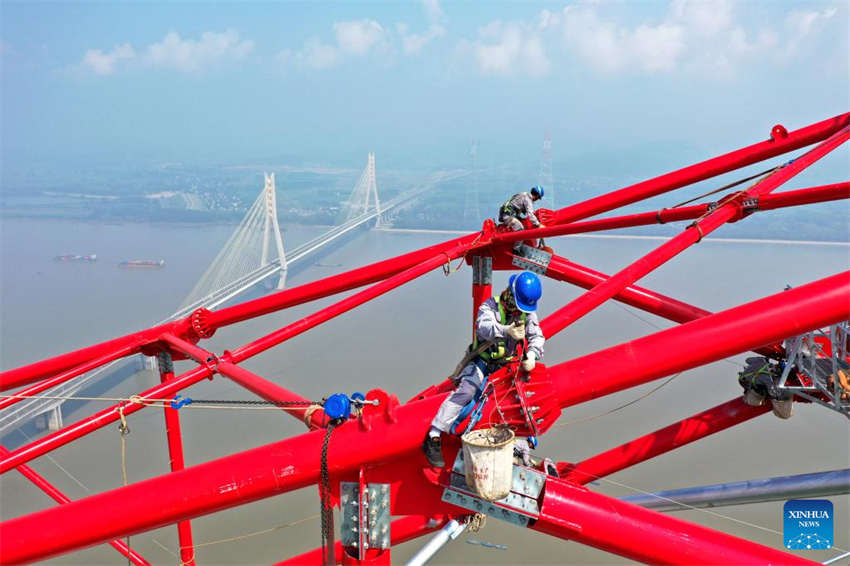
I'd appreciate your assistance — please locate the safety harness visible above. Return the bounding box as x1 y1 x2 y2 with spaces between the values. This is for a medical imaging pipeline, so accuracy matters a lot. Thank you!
474 296 526 363
499 192 530 221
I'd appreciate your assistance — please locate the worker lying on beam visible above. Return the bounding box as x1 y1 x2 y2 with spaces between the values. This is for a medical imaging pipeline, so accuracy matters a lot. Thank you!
498 186 546 254
423 271 546 467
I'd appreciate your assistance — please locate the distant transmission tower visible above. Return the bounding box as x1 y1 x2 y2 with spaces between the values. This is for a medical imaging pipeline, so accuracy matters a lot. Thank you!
539 132 555 209
463 140 481 225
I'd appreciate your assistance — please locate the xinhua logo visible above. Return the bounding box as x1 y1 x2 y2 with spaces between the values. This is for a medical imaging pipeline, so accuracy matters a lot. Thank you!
784 499 833 550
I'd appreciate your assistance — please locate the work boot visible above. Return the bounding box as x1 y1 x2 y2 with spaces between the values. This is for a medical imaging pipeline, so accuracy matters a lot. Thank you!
422 435 445 467
742 389 765 406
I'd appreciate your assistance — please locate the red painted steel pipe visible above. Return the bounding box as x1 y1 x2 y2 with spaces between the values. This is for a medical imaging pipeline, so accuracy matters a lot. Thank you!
550 112 850 225
0 342 140 411
2 271 843 561
545 255 782 357
0 239 471 476
159 364 196 566
546 254 710 324
541 126 850 338
216 361 326 429
548 271 850 408
757 181 850 210
0 320 189 392
0 394 447 563
278 515 452 565
562 397 771 484
0 234 483 391
159 333 216 364
0 363 214 475
495 181 849 243
0 446 151 566
532 476 817 565
228 243 474 363
207 233 481 330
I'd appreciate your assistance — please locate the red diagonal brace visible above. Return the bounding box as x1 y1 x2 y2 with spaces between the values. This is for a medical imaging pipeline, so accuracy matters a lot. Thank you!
532 475 817 565
561 397 771 484
541 126 849 338
0 446 151 566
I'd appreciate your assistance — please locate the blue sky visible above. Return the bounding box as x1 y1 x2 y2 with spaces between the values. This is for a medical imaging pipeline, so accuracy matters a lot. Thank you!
1 1 848 169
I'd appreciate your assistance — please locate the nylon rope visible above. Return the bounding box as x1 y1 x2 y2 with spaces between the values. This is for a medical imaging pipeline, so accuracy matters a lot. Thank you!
117 403 132 565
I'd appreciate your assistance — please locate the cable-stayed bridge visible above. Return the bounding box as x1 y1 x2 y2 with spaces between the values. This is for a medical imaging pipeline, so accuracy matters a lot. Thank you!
1 154 455 436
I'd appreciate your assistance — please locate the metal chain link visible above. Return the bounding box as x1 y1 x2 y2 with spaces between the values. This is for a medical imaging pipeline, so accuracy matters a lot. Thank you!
320 422 337 564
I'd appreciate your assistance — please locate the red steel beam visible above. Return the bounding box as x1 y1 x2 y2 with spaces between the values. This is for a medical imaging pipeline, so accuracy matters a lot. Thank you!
0 342 140 412
0 446 151 566
0 243 475 474
550 112 850 225
548 270 850 409
0 363 214 475
2 272 845 562
278 514 453 565
0 234 481 392
545 254 710 324
561 397 771 484
0 393 448 563
541 126 849 338
216 361 326 429
158 358 196 566
544 255 782 357
532 476 817 565
226 242 473 362
495 181 850 243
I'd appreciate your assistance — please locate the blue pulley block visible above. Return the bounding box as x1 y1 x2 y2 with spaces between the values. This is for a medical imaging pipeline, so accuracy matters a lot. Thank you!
324 393 352 421
350 391 366 403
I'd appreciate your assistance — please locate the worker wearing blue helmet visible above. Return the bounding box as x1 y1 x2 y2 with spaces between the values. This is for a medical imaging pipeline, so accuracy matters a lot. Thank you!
499 186 546 253
423 271 545 467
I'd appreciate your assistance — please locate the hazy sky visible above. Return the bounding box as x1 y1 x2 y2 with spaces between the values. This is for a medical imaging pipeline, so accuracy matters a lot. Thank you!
1 1 848 167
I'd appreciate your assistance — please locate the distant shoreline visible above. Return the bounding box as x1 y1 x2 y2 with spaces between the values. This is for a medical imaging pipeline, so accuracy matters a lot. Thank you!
377 228 850 246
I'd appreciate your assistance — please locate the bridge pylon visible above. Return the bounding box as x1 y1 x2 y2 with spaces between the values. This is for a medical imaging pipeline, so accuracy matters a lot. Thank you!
261 173 287 289
343 153 384 227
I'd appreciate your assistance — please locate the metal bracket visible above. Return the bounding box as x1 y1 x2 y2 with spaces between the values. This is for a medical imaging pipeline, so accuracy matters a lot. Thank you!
441 451 545 527
512 245 552 275
472 256 493 285
340 482 391 553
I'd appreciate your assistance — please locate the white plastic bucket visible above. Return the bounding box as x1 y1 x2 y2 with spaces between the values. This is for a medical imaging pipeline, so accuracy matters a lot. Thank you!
461 427 515 501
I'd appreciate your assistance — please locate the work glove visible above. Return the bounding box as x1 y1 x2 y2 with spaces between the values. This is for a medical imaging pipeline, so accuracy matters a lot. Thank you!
506 321 526 341
522 351 537 372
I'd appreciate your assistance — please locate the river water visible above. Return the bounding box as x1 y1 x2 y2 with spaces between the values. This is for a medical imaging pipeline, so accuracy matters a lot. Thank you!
0 218 848 565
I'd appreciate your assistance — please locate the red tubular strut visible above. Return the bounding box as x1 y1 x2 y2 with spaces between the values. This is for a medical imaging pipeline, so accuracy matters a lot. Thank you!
0 446 151 566
532 476 817 565
561 397 771 484
550 112 850 225
496 181 850 243
1 272 845 563
541 126 850 338
158 358 196 566
0 342 140 411
544 254 783 357
0 234 479 391
548 271 850 408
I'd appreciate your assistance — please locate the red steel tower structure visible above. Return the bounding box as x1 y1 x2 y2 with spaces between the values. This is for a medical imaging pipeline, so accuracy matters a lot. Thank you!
1 112 849 565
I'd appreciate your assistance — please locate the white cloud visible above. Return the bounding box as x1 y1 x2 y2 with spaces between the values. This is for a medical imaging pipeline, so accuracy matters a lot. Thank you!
82 43 135 75
398 23 446 54
551 0 838 77
333 20 386 55
283 18 390 69
467 20 550 77
561 5 684 73
144 30 254 72
424 0 444 24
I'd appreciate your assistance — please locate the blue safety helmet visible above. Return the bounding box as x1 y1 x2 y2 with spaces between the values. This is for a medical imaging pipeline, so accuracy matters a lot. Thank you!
530 185 545 199
509 271 542 313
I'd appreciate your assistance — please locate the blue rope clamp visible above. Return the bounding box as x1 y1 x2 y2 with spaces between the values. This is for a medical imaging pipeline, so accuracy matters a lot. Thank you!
170 395 193 410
